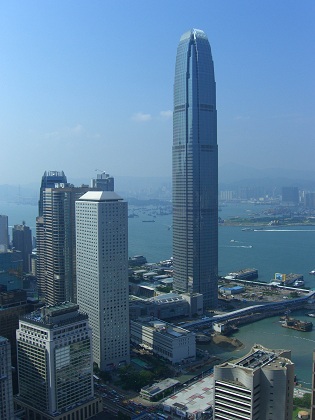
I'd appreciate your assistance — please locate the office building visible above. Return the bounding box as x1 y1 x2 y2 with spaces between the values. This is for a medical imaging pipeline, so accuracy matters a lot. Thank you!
0 215 9 252
0 250 24 291
91 171 114 191
214 344 294 419
305 192 315 209
38 171 68 216
130 318 196 364
0 289 39 393
12 222 33 273
172 29 218 308
282 186 299 205
15 302 102 420
0 336 14 420
76 191 130 371
36 181 93 304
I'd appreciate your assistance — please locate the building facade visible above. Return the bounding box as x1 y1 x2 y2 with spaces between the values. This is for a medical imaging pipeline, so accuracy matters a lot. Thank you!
281 186 299 205
311 350 315 420
91 172 114 191
214 344 294 420
76 191 130 371
38 171 68 217
15 302 101 419
172 29 218 309
0 336 14 420
12 222 33 273
0 215 9 252
36 182 93 304
130 318 196 364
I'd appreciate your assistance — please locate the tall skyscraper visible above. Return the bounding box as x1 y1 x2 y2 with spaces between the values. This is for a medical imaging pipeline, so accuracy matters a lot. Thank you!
0 215 9 252
172 29 218 308
38 170 67 216
214 344 294 419
36 181 93 304
76 191 130 371
15 302 102 419
0 336 14 420
12 222 32 273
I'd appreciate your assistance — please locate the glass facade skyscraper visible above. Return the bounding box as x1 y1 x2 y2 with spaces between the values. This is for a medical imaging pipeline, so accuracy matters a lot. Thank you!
172 29 218 308
15 303 102 419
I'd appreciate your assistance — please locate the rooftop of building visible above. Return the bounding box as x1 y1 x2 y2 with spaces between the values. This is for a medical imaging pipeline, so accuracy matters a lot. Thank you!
180 28 208 42
141 378 180 397
78 191 123 202
21 302 88 329
220 344 293 371
149 293 184 304
163 374 214 415
132 317 192 338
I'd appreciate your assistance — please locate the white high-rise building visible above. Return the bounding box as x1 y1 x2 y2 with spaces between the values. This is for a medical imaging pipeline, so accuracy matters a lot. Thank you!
0 336 14 420
76 191 130 371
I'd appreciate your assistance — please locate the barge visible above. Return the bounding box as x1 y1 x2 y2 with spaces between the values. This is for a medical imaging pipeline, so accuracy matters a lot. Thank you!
281 316 313 332
226 268 258 281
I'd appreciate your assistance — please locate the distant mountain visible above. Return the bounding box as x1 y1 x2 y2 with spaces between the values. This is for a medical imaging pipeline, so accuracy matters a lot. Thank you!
219 163 315 190
1 165 314 205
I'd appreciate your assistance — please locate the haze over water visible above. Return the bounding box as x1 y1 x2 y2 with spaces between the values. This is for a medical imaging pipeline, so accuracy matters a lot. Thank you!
2 200 315 385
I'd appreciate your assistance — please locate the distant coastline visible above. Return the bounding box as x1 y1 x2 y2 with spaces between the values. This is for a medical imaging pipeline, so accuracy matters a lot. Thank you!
221 220 315 227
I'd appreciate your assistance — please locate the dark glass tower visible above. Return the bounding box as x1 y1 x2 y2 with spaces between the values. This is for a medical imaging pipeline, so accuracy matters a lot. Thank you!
172 29 218 308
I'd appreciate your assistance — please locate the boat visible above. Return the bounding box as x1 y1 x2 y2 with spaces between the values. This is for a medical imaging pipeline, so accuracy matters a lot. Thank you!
309 270 315 275
307 313 315 318
293 279 305 287
281 316 313 332
227 268 258 280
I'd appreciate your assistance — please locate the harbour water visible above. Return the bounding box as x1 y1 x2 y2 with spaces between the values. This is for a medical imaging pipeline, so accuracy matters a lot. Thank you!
1 200 315 385
198 310 315 387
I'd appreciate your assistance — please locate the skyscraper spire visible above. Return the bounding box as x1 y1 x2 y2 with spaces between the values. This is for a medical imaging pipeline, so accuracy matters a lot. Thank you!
172 29 218 309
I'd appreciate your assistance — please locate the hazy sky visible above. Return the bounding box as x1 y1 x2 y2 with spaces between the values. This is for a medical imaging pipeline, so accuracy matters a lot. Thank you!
1 1 314 185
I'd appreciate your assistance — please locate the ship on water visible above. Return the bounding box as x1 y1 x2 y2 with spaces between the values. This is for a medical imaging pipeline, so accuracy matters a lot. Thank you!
225 268 258 281
280 316 313 332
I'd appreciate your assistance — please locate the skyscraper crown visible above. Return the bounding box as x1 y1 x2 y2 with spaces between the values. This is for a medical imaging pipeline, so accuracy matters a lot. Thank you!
180 28 208 42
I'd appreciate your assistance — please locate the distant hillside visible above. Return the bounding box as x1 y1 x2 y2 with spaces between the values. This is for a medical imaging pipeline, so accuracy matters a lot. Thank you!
1 165 314 205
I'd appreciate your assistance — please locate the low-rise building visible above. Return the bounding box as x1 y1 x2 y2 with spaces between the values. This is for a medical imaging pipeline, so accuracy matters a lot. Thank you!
140 378 180 401
130 317 196 364
162 374 214 419
129 293 191 320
